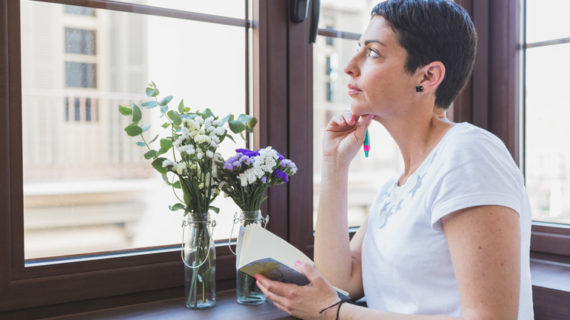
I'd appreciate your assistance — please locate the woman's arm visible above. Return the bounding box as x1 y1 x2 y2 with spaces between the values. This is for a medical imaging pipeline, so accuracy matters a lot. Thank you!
257 205 521 320
314 113 373 298
315 161 369 299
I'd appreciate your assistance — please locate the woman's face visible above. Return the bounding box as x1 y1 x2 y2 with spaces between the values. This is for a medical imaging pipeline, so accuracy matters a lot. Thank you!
345 16 417 118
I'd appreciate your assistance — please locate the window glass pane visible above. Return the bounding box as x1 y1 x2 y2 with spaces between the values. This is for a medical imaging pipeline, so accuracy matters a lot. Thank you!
525 43 570 225
113 0 245 19
319 0 373 34
66 62 97 88
64 5 95 16
526 0 570 43
21 1 247 259
66 28 97 55
313 35 402 229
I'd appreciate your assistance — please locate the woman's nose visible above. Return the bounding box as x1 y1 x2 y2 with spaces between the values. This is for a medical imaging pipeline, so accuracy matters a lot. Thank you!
344 55 360 78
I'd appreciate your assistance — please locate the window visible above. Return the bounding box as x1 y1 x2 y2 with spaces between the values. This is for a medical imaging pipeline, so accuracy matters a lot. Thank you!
524 0 570 225
65 28 97 55
1 0 266 313
64 4 95 16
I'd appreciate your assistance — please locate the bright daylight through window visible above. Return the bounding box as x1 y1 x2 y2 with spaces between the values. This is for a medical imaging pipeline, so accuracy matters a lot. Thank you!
21 1 248 260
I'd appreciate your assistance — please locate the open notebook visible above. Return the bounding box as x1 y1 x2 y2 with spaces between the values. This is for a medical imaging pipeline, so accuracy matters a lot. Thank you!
237 224 350 300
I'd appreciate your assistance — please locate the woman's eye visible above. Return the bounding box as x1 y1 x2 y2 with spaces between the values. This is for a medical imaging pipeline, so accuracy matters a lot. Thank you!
367 48 380 58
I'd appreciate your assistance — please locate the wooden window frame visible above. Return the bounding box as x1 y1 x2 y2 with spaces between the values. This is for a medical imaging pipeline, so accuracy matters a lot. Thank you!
2 0 568 317
0 0 312 316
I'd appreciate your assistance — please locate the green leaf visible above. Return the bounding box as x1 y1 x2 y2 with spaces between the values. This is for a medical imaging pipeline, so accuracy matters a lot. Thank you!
136 141 146 147
124 124 142 136
225 134 236 143
169 203 186 211
161 122 170 128
141 124 150 133
203 108 214 118
246 117 258 131
149 134 159 144
228 120 245 133
151 157 168 173
160 105 168 114
160 138 173 150
145 87 154 98
160 95 173 106
118 104 132 116
132 104 142 123
221 114 232 125
144 150 157 159
161 172 172 185
157 148 169 155
209 206 220 214
173 181 181 189
178 99 185 113
237 114 252 123
142 101 159 108
167 110 182 125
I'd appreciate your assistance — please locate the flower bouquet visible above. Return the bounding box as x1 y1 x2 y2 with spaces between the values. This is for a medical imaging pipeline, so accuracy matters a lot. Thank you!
217 146 297 304
118 82 257 309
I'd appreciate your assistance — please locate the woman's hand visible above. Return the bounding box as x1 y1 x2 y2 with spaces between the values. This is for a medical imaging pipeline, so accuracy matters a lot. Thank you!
323 112 374 168
256 261 341 320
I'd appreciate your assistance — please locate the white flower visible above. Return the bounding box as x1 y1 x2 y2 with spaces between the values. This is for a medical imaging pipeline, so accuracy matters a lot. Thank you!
173 136 185 148
179 126 190 138
211 135 220 144
213 119 222 126
190 131 199 138
162 159 175 168
239 174 248 187
183 119 197 130
197 152 203 160
204 116 214 125
194 117 204 125
253 167 264 178
214 152 224 163
174 163 186 175
210 141 218 148
194 135 211 145
214 127 225 136
206 125 215 133
206 150 214 158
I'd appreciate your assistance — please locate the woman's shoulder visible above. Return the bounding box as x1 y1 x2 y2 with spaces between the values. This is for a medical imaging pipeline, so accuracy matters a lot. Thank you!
442 122 512 160
432 122 520 175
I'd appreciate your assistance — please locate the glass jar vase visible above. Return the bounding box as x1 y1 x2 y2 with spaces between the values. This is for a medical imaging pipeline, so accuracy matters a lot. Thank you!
231 210 269 305
182 212 216 309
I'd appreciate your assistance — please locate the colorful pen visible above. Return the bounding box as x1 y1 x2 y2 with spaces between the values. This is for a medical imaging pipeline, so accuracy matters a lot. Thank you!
363 129 370 158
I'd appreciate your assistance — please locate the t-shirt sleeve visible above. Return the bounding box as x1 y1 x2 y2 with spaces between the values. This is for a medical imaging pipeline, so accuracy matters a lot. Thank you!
428 133 523 230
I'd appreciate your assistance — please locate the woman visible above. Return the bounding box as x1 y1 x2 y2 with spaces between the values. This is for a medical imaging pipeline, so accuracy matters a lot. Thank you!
255 0 533 319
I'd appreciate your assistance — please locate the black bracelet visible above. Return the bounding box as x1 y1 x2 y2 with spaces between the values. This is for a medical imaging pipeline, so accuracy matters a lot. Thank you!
319 299 350 319
319 300 343 315
336 300 348 320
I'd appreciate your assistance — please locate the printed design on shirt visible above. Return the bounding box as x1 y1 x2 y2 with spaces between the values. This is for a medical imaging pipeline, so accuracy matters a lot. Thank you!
409 175 422 198
377 198 400 229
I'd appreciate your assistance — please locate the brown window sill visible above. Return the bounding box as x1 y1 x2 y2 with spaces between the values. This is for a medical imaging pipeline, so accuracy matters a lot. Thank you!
46 290 292 320
530 258 570 319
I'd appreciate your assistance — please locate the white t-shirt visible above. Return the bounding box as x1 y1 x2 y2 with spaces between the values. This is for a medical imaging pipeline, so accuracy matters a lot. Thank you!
361 122 533 319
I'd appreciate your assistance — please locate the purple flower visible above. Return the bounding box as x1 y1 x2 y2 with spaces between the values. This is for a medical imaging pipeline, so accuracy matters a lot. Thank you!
274 169 288 183
227 154 241 163
232 161 241 167
223 162 234 170
245 157 254 165
276 151 284 161
236 148 259 157
261 176 267 184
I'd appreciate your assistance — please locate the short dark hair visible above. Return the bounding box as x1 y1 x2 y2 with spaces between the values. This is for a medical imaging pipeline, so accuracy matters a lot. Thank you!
371 0 477 109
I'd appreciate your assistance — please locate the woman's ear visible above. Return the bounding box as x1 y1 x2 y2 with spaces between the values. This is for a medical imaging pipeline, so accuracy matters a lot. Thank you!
417 61 445 94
